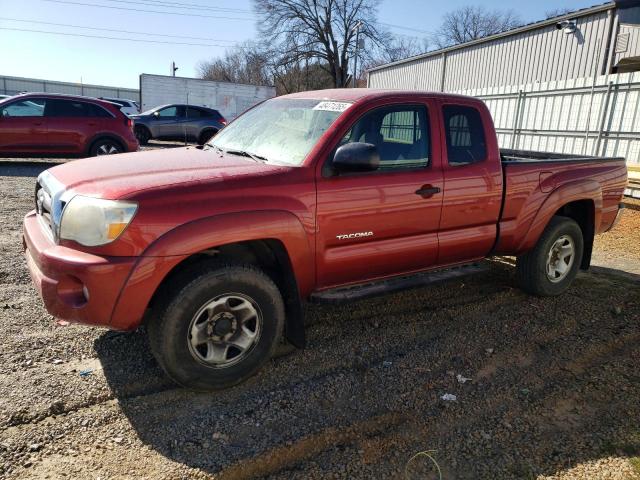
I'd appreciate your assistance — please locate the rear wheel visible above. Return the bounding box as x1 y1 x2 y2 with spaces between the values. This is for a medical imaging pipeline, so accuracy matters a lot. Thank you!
90 138 123 156
516 216 583 296
135 126 151 145
147 263 285 391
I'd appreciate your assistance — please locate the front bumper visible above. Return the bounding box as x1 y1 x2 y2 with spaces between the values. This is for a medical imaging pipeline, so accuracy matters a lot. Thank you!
23 210 137 328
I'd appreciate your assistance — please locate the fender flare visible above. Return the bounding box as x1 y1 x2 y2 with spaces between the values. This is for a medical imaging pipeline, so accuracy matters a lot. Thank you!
110 210 314 338
516 179 602 254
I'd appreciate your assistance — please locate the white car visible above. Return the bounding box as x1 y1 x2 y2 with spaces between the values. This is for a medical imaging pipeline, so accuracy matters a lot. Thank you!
99 97 140 116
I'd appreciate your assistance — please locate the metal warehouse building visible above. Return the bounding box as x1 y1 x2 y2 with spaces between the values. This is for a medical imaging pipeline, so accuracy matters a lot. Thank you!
368 0 640 175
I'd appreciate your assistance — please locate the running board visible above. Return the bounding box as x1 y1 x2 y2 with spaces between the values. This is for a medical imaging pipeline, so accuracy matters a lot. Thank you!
310 263 488 304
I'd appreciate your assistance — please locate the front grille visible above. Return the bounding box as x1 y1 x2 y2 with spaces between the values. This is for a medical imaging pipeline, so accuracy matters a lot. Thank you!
34 172 66 241
35 182 53 235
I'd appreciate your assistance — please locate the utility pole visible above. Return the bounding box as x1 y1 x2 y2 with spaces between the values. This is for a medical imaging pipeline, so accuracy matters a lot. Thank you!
171 61 179 77
351 21 363 88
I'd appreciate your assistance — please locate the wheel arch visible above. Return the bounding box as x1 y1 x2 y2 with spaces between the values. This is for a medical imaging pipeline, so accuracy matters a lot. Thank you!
147 238 305 347
517 180 602 268
554 199 595 269
86 133 126 156
198 127 219 144
110 210 313 347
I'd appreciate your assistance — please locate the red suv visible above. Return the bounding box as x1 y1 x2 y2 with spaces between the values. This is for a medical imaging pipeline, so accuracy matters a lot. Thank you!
0 93 138 157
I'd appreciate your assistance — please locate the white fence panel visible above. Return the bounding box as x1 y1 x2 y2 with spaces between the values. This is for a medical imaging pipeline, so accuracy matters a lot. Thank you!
458 72 640 165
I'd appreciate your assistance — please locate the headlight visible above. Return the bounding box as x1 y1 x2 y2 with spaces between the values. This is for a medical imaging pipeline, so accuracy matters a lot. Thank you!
59 195 138 246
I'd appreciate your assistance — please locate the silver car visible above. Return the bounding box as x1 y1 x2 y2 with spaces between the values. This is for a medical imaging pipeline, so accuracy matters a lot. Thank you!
131 104 227 145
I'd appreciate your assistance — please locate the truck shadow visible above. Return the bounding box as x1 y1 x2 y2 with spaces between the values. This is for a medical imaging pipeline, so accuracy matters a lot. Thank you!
96 262 640 478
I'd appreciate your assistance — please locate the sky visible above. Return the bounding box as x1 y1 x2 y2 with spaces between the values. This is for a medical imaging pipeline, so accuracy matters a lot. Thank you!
0 0 602 89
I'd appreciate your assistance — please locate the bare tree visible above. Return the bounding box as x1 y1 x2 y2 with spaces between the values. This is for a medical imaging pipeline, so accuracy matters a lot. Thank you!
197 42 271 86
434 6 521 48
252 0 390 88
360 35 428 84
545 8 574 19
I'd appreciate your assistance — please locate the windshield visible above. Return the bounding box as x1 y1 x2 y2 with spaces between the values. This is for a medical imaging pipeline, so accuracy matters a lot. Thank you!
209 98 351 166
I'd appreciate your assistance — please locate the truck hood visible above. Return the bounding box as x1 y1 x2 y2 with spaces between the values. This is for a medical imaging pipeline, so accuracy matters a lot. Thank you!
47 147 291 199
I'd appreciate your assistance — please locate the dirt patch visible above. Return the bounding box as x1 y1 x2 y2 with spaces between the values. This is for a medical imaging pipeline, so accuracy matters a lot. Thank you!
1 173 639 479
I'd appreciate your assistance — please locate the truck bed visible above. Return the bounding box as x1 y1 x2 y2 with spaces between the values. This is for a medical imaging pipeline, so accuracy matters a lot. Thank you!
495 149 628 256
500 148 624 164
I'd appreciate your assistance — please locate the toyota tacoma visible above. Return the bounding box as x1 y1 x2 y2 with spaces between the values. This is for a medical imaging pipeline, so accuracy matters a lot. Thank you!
23 89 627 390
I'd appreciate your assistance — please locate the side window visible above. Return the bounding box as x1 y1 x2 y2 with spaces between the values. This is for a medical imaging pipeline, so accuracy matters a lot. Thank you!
187 107 207 118
157 106 179 117
44 100 110 118
86 103 112 118
46 100 87 117
443 105 487 166
1 98 46 117
339 105 430 171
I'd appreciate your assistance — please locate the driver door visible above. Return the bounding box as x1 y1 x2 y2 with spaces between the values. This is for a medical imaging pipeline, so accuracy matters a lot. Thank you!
153 105 186 139
315 101 444 288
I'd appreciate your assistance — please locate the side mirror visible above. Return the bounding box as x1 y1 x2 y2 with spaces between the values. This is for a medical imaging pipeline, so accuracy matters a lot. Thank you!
153 111 160 118
332 142 380 174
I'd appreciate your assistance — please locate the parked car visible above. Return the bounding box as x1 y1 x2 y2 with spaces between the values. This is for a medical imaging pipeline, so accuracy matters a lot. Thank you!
99 97 140 116
131 104 226 145
0 93 138 157
23 89 627 390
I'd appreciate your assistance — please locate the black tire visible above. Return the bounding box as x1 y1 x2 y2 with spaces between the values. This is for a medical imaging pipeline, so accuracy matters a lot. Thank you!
147 263 285 391
516 216 584 296
198 129 218 145
89 138 124 157
135 126 151 145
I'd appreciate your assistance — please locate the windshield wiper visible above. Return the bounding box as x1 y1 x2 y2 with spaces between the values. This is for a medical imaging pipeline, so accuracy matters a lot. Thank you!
224 149 269 163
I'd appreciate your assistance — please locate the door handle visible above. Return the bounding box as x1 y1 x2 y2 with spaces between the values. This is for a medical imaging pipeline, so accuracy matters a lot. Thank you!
415 185 441 198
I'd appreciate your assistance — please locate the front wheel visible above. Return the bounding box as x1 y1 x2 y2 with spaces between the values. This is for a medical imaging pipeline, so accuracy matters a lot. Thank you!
516 216 584 296
147 263 285 391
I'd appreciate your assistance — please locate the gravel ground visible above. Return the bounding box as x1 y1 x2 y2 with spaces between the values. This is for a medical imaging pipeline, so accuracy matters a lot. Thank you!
0 165 639 480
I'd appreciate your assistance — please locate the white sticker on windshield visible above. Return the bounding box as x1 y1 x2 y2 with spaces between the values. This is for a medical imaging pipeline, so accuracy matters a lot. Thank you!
313 101 351 112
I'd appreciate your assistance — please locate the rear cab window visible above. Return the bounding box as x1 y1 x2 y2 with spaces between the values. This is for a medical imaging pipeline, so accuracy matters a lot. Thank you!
443 105 487 166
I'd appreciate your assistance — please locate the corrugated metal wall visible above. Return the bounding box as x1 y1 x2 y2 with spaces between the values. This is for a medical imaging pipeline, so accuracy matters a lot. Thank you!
0 75 139 101
444 10 612 91
369 8 617 92
140 74 276 119
366 55 443 90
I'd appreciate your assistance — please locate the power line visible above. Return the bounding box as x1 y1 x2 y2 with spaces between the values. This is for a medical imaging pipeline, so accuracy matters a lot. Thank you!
38 0 431 35
101 0 252 14
0 26 249 48
0 17 239 43
40 0 254 21
379 22 432 35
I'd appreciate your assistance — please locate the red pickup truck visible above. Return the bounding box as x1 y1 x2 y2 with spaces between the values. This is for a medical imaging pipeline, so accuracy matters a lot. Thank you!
23 89 627 390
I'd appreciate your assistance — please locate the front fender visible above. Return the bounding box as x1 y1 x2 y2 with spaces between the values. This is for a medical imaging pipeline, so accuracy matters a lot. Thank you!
109 210 314 330
516 179 602 254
